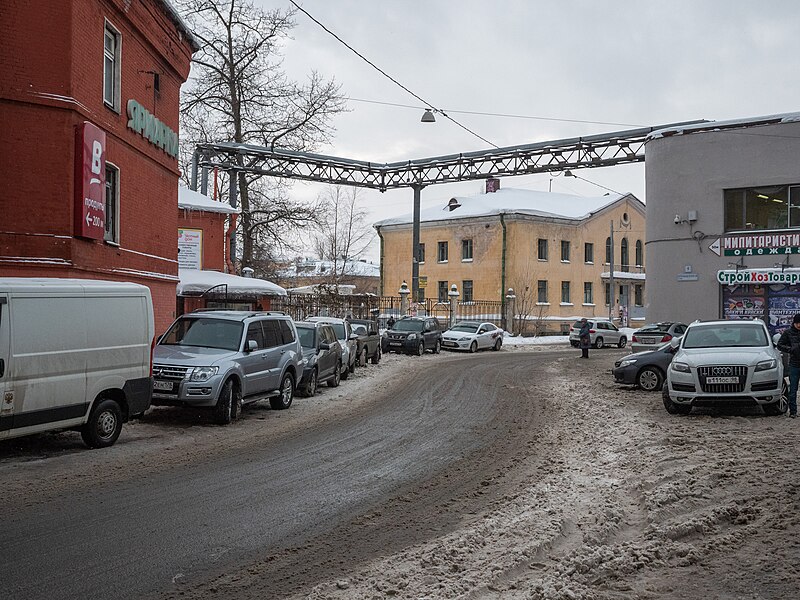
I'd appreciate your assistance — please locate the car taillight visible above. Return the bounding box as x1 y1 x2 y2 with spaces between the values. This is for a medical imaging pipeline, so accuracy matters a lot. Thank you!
660 334 672 343
589 329 596 334
632 335 639 342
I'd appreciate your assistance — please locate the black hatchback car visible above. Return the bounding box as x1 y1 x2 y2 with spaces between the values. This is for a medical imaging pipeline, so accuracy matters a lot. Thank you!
381 316 443 355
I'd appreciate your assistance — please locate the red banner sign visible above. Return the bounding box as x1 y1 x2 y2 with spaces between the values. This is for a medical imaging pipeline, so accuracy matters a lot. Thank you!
74 122 106 240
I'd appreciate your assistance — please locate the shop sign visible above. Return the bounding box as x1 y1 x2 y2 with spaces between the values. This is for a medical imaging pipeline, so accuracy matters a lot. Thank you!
418 276 428 288
126 99 178 158
178 228 203 269
74 121 106 240
722 233 800 256
717 269 800 286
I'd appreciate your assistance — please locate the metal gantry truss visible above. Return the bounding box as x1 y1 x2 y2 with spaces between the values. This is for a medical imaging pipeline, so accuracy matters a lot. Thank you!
192 120 705 192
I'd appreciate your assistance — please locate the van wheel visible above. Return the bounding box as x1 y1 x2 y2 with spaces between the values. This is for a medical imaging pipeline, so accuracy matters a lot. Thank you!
270 372 295 410
662 387 691 415
81 398 123 448
594 337 604 349
328 361 342 387
213 379 236 425
371 346 381 365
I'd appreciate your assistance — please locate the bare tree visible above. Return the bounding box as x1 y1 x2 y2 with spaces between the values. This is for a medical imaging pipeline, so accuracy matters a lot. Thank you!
178 0 346 272
511 257 543 336
312 185 375 284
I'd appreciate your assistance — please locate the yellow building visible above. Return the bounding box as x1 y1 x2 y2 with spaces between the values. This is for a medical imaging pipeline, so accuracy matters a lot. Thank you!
374 182 646 333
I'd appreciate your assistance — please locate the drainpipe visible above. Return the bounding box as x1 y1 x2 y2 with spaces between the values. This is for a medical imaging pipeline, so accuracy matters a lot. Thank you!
376 225 384 296
500 213 507 327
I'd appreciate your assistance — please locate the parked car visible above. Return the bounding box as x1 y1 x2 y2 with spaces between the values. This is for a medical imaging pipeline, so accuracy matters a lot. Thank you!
569 319 627 349
662 320 786 416
630 321 687 353
612 342 677 391
348 318 382 366
294 321 343 396
381 316 443 355
0 278 154 449
152 310 303 424
306 317 358 378
442 321 503 352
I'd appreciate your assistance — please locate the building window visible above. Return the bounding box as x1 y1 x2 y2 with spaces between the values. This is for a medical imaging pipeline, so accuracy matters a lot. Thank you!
635 240 643 267
537 238 548 261
438 280 449 302
584 282 593 304
604 283 611 306
418 243 425 264
462 280 473 302
437 241 448 262
605 237 611 264
417 287 425 301
634 285 643 307
560 240 570 262
104 163 119 243
461 238 473 261
724 185 800 232
561 281 571 304
103 22 121 111
620 238 629 271
584 242 594 264
537 280 548 303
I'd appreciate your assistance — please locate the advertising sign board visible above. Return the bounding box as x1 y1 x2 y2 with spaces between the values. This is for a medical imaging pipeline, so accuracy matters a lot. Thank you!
722 233 800 256
178 228 203 269
74 122 106 240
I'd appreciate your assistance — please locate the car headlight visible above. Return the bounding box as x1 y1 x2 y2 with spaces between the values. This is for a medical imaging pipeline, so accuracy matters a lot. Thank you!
189 366 218 381
618 359 637 368
671 362 690 373
407 333 418 340
458 336 470 342
381 331 388 338
755 359 778 372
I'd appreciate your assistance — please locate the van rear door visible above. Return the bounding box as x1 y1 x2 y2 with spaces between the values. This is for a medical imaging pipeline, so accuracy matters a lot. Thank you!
0 294 9 439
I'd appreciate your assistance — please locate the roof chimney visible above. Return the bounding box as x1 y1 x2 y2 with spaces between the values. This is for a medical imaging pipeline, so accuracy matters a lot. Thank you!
446 197 461 212
485 177 500 193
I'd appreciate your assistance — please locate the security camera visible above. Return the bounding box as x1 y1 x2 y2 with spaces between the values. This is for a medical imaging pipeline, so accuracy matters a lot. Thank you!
674 214 682 224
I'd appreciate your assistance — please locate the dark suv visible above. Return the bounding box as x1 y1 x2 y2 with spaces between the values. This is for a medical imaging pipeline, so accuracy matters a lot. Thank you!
381 316 443 355
294 321 343 396
152 311 303 424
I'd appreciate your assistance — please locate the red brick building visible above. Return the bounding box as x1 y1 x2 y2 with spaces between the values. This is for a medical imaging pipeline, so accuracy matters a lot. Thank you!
0 0 197 331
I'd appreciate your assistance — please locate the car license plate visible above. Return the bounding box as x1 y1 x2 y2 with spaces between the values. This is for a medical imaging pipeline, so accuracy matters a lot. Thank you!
642 337 656 344
389 342 402 346
444 341 456 347
153 380 174 391
706 376 739 384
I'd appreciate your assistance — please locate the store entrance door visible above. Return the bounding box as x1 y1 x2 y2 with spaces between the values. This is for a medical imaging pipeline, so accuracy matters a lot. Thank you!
618 284 630 327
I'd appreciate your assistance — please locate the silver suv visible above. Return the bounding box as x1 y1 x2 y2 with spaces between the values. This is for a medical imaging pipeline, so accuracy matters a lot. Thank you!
152 311 303 424
663 320 786 415
569 319 627 349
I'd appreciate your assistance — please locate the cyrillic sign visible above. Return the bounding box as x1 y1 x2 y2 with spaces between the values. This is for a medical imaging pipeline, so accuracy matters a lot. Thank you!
74 122 106 240
178 228 203 269
723 233 800 256
717 269 800 286
126 99 178 158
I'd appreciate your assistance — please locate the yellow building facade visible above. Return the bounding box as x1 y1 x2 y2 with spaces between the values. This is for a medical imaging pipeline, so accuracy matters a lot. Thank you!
375 186 646 333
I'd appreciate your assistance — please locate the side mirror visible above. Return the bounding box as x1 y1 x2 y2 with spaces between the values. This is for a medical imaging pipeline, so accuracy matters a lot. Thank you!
773 333 782 347
349 333 359 340
319 342 330 351
669 337 680 350
246 339 258 352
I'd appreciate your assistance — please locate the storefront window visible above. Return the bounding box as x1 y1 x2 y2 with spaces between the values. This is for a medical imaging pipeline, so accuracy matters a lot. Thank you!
724 185 800 232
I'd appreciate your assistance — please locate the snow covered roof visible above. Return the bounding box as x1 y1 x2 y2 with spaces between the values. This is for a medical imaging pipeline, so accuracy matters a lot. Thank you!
601 271 646 280
374 188 635 227
287 283 357 295
648 111 800 140
280 259 380 278
178 187 238 214
177 269 286 296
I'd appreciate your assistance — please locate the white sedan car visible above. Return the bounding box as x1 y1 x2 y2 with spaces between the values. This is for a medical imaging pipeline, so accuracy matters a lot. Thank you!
442 321 503 352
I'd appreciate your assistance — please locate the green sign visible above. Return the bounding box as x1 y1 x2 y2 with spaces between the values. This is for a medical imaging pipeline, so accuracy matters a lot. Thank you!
126 99 178 158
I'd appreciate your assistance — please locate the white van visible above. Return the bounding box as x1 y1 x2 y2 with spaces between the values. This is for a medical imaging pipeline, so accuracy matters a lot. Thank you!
0 278 154 448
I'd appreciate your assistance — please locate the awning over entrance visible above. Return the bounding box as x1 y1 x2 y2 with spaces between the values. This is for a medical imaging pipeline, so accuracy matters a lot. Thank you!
177 269 286 298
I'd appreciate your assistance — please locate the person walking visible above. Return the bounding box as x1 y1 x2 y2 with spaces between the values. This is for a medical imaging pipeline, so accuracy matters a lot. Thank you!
579 318 591 359
386 315 396 330
777 314 800 418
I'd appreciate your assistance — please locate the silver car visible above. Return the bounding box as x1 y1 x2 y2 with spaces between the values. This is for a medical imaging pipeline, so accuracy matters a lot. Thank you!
152 311 304 424
631 321 687 353
663 320 786 415
442 321 503 352
569 319 627 349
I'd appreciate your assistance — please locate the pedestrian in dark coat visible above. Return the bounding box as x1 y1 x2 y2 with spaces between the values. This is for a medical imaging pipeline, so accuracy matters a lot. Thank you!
387 316 396 330
777 313 800 418
579 318 591 359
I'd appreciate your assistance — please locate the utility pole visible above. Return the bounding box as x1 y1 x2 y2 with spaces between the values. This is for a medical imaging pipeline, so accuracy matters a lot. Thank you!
609 220 615 322
411 184 423 302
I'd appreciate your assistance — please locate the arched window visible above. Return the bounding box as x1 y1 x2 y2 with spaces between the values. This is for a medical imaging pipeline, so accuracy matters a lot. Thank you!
605 237 611 264
620 238 629 271
635 240 643 267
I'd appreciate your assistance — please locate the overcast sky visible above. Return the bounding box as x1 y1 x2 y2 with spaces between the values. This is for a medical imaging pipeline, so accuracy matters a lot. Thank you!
267 0 800 260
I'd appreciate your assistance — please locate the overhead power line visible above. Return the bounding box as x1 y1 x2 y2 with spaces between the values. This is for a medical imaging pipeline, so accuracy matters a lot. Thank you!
288 0 500 149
